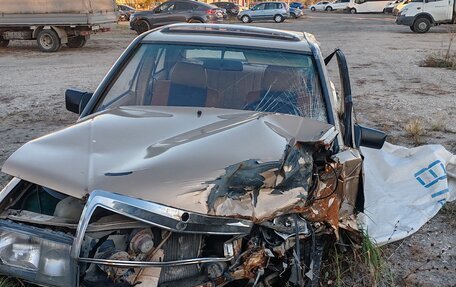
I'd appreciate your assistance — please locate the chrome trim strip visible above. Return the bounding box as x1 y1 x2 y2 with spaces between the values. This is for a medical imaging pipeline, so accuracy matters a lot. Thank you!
78 256 234 267
71 190 252 259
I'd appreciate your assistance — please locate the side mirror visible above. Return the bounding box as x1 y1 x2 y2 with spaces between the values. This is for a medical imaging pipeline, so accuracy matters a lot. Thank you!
65 88 93 115
154 8 161 13
354 124 387 149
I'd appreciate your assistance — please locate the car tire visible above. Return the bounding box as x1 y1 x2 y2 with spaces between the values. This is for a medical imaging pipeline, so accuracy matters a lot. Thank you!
188 18 203 23
413 17 431 33
311 7 316 11
291 12 297 19
241 15 251 23
274 14 283 23
409 25 415 32
37 29 61 53
350 8 357 14
326 6 333 11
0 36 9 48
383 8 387 14
66 36 87 48
135 19 150 35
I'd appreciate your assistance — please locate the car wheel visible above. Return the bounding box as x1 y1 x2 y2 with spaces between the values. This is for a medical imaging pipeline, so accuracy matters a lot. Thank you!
66 36 87 48
37 29 61 53
326 6 333 11
383 8 387 14
188 18 203 23
350 8 357 14
311 7 316 11
291 12 297 19
135 19 150 35
241 15 251 23
0 36 9 48
413 17 431 33
274 14 283 23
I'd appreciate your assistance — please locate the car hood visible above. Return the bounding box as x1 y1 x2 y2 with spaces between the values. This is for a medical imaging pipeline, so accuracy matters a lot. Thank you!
2 106 337 218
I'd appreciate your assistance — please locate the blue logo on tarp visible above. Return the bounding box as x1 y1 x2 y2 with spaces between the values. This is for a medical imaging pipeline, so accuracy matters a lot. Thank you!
414 160 448 206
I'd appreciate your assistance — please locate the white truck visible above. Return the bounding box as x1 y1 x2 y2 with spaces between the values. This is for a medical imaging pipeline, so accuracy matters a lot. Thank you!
0 0 117 52
396 0 456 33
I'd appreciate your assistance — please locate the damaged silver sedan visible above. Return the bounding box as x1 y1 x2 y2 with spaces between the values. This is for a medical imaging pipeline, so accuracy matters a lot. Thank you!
0 24 387 287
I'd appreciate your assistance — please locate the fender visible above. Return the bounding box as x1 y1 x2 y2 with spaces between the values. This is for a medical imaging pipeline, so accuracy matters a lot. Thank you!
414 12 435 23
32 26 68 43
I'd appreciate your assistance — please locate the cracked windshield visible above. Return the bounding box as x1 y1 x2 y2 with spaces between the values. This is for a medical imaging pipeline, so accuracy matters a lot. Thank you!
97 44 328 122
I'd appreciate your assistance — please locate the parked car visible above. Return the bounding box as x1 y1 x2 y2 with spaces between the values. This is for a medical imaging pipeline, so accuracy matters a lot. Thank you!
324 0 350 11
237 1 290 23
290 1 304 9
290 6 303 18
383 0 400 13
392 0 410 15
118 4 136 21
309 1 331 11
211 1 240 16
130 0 223 34
0 23 386 287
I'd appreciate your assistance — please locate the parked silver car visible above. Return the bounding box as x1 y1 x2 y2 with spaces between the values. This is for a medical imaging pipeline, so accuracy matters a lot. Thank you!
238 1 290 23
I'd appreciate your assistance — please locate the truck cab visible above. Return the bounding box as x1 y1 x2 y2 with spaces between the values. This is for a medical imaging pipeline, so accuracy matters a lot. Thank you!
396 0 456 32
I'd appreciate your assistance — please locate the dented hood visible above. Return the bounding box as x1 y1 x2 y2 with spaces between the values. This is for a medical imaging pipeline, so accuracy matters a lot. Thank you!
2 106 337 215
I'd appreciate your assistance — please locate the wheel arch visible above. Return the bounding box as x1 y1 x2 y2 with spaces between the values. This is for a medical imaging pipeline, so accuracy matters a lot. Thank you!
414 12 435 24
187 16 205 23
33 26 68 44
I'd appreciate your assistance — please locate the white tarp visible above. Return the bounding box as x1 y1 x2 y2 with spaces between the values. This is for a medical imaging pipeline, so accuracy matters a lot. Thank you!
360 142 456 246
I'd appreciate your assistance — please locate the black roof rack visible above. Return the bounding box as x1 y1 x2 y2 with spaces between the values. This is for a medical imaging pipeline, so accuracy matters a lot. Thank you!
161 24 302 42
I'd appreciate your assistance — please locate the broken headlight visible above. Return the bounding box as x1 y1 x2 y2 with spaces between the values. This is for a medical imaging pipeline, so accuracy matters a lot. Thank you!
0 221 76 287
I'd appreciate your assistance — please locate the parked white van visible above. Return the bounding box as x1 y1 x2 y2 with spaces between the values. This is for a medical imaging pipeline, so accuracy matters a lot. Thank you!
347 0 392 13
396 0 456 33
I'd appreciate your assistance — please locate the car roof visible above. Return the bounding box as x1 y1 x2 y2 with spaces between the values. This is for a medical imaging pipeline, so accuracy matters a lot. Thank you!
142 24 313 53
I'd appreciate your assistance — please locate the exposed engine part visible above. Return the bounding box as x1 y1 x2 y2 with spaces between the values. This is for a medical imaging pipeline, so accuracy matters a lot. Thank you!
272 215 309 240
96 240 131 278
159 233 202 284
53 195 84 222
129 228 154 255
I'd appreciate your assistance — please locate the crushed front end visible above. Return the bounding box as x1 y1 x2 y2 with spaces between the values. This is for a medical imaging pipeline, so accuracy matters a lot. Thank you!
0 109 363 287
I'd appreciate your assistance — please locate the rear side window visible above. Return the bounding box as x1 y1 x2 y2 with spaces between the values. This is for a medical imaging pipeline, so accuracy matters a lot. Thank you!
175 1 197 10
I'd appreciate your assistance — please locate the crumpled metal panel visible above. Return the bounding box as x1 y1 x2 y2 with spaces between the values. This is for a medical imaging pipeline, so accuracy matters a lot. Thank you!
2 106 337 221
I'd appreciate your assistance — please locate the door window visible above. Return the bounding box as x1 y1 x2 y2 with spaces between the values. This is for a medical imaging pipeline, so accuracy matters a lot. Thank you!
175 2 197 10
156 2 175 12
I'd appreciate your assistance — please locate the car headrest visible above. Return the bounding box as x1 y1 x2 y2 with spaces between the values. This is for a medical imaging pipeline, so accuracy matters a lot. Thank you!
170 62 207 88
262 65 302 92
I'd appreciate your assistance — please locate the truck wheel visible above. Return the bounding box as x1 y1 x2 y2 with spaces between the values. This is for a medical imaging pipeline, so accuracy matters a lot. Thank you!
0 37 9 48
66 36 87 48
413 17 431 33
350 8 357 14
274 14 284 23
37 29 61 52
135 20 150 35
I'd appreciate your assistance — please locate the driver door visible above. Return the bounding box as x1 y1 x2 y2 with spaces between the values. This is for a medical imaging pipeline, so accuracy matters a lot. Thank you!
152 2 176 26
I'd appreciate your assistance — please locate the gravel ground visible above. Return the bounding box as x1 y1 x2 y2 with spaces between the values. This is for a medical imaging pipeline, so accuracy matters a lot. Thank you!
0 12 455 286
